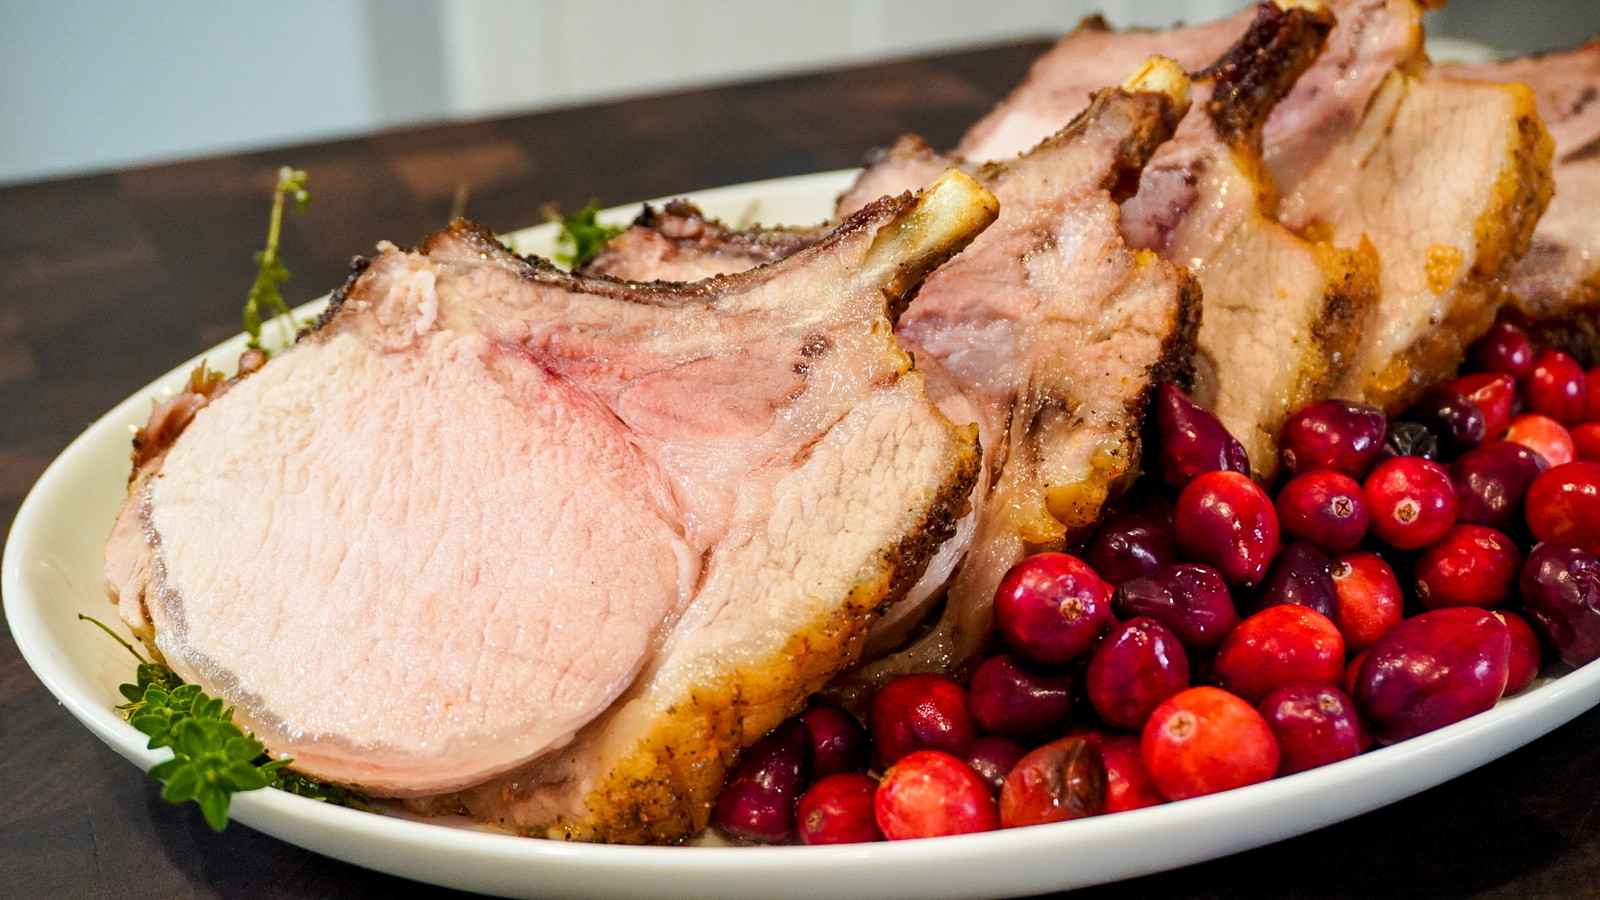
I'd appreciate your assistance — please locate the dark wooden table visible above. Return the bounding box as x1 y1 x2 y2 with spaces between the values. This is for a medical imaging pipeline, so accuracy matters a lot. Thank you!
6 39 1600 900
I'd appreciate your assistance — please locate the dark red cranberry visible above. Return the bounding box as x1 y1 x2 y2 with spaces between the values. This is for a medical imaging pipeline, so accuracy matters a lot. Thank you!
1280 399 1387 479
1275 469 1369 556
961 735 1029 797
1404 389 1486 456
1354 607 1511 744
1329 551 1404 653
1173 470 1281 587
1111 562 1239 652
1572 422 1600 462
1414 524 1521 609
1526 461 1600 555
1096 733 1166 813
1257 682 1364 776
797 773 883 845
870 673 976 766
1210 605 1345 705
875 751 998 839
1254 541 1338 619
799 703 870 778
1520 542 1600 667
1493 610 1542 695
1471 318 1535 377
1506 413 1575 467
1363 456 1458 549
998 736 1107 828
1084 514 1180 586
993 552 1113 665
1526 349 1589 425
1085 617 1191 731
1447 372 1517 441
1155 383 1251 488
1586 368 1600 421
967 653 1074 738
1450 440 1548 532
713 719 814 843
1376 420 1441 464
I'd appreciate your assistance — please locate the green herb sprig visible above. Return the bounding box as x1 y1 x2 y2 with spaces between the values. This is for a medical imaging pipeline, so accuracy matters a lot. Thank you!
82 615 370 830
548 199 623 268
243 166 312 353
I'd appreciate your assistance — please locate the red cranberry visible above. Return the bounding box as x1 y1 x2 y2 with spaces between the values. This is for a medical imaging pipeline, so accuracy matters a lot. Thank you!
1280 399 1388 479
1329 551 1404 653
1492 610 1542 695
1343 650 1368 698
1450 440 1548 531
1257 682 1363 776
1155 383 1251 488
1084 514 1180 586
1447 372 1517 440
1587 367 1600 421
1097 734 1166 813
1519 542 1600 667
1471 318 1535 377
1275 470 1369 556
797 773 883 845
993 552 1113 665
967 653 1074 738
1363 456 1458 549
1210 605 1345 704
713 719 814 844
1404 389 1486 456
870 673 976 766
875 750 998 839
1506 413 1575 467
1141 686 1279 801
799 703 870 778
961 735 1029 797
998 736 1107 828
1111 562 1239 652
1413 524 1521 609
1254 541 1339 619
1526 349 1589 425
1571 422 1600 462
1174 470 1282 587
1085 617 1191 731
1354 607 1511 744
1526 461 1600 555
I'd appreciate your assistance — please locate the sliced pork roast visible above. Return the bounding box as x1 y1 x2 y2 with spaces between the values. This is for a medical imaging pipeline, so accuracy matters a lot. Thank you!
1439 42 1600 363
105 171 998 842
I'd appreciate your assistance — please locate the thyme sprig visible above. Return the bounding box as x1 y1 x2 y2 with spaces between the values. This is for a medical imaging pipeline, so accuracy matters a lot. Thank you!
547 199 623 268
242 166 312 353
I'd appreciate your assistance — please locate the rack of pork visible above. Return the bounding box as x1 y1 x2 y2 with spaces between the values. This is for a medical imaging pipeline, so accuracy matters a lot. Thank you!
102 0 1595 844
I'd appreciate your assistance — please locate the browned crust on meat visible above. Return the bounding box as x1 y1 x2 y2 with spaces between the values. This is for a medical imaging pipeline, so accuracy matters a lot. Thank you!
1305 241 1382 405
579 200 827 278
1203 1 1336 150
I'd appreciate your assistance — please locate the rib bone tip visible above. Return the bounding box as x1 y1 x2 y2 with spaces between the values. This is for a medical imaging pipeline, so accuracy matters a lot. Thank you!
1123 56 1192 107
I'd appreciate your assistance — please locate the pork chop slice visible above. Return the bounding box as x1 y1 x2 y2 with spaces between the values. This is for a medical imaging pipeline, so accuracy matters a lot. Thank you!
104 171 993 833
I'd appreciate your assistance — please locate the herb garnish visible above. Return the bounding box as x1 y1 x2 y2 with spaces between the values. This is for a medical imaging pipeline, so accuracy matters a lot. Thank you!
548 199 623 268
242 166 312 353
81 615 371 831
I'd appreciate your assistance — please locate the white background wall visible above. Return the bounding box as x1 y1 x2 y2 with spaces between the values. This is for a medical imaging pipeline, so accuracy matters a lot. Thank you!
1 0 1594 186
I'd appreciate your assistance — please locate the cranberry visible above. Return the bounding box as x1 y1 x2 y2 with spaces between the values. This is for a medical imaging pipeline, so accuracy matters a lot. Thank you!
1587 367 1600 421
1363 456 1458 549
875 750 999 839
1404 389 1486 455
797 773 883 845
1526 349 1589 425
1111 562 1239 652
1141 686 1279 801
1084 514 1180 586
713 719 814 844
1450 440 1548 531
1155 383 1251 488
993 552 1113 665
1376 420 1441 463
799 703 870 778
1354 607 1511 744
1257 682 1364 776
1280 399 1387 479
870 673 976 766
1173 470 1281 587
1329 551 1404 653
1447 372 1517 440
1519 542 1600 667
1343 650 1368 697
967 653 1074 738
1414 524 1522 609
1085 617 1191 731
1492 610 1542 695
1096 734 1166 813
1571 422 1600 462
1505 413 1575 467
998 736 1107 828
961 735 1029 796
1526 461 1600 555
1210 605 1345 704
1254 541 1338 619
1471 318 1535 377
1275 469 1369 555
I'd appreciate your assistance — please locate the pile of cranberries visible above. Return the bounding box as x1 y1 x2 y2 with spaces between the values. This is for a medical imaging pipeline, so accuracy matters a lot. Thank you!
712 316 1600 845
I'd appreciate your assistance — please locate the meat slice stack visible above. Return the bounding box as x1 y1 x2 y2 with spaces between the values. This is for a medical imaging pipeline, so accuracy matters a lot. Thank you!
104 171 997 843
